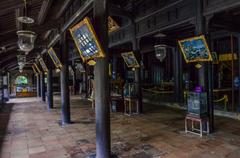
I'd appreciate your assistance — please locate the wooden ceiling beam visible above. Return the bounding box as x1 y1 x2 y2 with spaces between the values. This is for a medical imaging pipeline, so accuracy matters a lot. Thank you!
55 0 72 19
37 0 53 25
0 2 24 16
109 4 132 19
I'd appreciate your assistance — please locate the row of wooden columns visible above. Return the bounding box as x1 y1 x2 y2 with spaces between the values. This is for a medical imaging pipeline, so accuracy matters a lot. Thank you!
35 0 142 157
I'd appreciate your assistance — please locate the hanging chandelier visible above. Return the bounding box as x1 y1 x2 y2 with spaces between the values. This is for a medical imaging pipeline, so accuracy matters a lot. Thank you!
17 54 27 67
17 30 36 52
17 0 37 53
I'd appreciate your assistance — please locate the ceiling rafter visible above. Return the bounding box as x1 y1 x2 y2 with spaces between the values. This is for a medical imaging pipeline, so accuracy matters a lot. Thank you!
37 0 53 25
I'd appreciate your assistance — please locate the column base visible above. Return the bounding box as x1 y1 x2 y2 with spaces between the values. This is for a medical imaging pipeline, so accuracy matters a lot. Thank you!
86 153 118 158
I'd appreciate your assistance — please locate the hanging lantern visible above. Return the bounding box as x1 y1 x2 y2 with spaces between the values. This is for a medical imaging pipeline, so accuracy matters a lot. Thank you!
17 54 26 67
154 44 167 62
17 30 36 52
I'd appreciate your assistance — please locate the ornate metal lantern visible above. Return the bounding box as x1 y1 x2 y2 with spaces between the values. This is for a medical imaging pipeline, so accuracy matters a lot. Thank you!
17 30 36 52
154 44 167 62
17 54 26 67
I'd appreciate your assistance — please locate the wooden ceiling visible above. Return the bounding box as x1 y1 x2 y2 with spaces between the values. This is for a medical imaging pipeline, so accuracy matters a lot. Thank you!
0 0 64 71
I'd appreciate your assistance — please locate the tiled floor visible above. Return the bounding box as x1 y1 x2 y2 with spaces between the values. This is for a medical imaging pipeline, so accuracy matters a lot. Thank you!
0 96 240 158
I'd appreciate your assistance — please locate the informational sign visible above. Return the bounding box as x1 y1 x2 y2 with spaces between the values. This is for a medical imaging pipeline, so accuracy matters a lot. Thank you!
32 65 38 74
178 35 212 63
39 57 48 72
34 63 41 73
121 52 140 68
69 17 105 61
48 47 62 69
219 53 237 61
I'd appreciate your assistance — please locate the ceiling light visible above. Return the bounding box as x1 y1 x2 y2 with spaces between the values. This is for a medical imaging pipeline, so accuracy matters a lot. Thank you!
17 30 36 52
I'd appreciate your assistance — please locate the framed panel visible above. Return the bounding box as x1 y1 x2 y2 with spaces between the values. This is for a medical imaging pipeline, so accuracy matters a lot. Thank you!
32 65 38 75
69 17 105 62
48 47 62 69
39 58 48 72
178 35 212 63
121 52 140 68
34 63 41 73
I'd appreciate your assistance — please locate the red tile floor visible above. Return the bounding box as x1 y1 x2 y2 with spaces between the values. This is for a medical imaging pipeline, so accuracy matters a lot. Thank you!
0 96 240 158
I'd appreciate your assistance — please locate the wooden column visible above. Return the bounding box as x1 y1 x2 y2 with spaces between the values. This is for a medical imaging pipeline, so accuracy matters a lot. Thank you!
133 49 143 113
174 47 184 104
205 15 214 133
41 72 46 102
196 0 214 132
73 68 77 95
60 32 71 124
112 54 117 80
37 74 41 97
132 31 143 113
47 68 53 109
196 0 206 87
85 64 89 98
0 73 3 107
94 0 111 157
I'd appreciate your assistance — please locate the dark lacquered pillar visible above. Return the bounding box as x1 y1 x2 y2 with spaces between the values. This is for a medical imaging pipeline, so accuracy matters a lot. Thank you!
41 72 46 102
174 47 184 104
73 71 77 95
85 64 89 98
0 73 3 107
47 68 53 109
112 55 117 80
60 32 71 124
37 74 41 97
94 0 111 157
134 53 143 113
196 0 214 132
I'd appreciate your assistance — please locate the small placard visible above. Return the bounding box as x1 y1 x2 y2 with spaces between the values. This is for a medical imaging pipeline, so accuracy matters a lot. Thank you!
39 58 48 72
48 47 62 69
178 35 212 63
121 52 140 68
69 17 105 62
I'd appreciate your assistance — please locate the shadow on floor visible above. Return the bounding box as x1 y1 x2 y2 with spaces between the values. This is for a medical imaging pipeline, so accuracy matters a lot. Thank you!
0 102 14 155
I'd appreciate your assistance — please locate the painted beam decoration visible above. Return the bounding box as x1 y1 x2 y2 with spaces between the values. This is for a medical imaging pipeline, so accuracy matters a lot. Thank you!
34 63 41 73
69 17 105 62
48 47 62 69
121 52 140 68
32 65 38 74
178 35 212 63
108 16 120 33
39 57 48 72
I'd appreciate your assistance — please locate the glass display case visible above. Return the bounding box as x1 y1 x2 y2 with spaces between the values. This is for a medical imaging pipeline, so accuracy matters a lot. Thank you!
187 92 208 116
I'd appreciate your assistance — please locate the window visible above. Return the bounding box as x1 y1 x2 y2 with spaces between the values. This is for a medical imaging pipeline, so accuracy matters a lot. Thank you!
15 76 28 85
